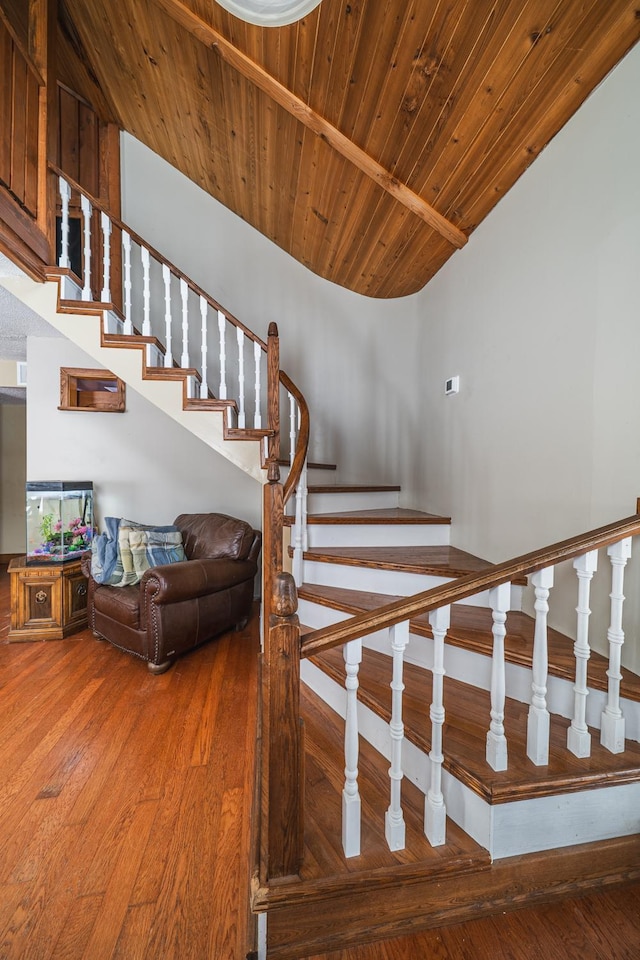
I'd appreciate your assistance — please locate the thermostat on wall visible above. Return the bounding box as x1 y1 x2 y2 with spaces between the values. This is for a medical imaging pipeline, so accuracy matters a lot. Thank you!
444 376 459 395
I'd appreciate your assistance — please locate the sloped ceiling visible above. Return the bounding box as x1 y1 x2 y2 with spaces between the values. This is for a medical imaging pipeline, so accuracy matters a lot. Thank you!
56 0 640 298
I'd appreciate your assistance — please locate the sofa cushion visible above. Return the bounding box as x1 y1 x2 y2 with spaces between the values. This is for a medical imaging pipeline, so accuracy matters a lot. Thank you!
116 522 185 586
174 513 255 561
93 583 142 630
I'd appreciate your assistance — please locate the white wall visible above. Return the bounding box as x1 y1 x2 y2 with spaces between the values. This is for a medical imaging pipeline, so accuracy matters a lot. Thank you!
26 337 262 533
0 403 26 553
415 43 640 669
121 133 423 486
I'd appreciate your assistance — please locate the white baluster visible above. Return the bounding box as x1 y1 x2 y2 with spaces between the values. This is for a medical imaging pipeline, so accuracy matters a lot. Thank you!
289 392 296 467
425 605 450 847
292 456 306 585
58 176 71 270
162 265 173 368
80 193 92 301
141 247 151 337
601 537 632 753
486 582 510 771
180 278 189 368
301 467 310 552
200 296 209 398
122 230 133 334
567 551 598 758
236 326 246 429
527 567 554 766
100 211 111 303
217 310 227 399
253 340 262 428
385 620 408 852
342 638 362 858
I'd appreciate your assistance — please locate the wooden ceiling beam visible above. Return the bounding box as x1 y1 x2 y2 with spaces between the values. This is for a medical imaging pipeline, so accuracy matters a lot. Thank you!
150 0 468 250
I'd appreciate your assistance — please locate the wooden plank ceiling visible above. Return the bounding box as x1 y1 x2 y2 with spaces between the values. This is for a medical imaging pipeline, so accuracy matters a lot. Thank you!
56 0 640 298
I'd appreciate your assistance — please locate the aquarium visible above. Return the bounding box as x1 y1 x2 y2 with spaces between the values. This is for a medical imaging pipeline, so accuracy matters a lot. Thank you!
26 481 94 563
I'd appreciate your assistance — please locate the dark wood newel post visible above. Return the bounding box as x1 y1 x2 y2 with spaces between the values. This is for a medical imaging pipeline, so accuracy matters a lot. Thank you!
262 571 304 880
260 322 304 881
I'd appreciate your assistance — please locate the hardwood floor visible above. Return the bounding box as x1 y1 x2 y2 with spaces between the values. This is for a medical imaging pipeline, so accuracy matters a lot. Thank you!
1 564 639 959
304 880 640 959
0 564 259 960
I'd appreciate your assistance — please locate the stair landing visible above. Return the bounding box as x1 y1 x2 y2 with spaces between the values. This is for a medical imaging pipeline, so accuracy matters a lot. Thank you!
259 682 640 960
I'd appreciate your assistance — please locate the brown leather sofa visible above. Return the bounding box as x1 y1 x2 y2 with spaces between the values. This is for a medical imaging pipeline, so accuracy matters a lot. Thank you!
82 513 261 673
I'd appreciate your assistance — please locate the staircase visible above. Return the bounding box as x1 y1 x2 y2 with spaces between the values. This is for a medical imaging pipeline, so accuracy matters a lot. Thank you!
256 470 640 958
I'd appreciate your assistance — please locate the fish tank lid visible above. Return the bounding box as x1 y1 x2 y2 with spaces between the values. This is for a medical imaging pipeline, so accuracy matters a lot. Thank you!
26 481 93 492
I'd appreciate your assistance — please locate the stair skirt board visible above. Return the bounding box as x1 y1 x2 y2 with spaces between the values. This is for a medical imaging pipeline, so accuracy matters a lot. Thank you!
304 522 452 548
300 660 640 861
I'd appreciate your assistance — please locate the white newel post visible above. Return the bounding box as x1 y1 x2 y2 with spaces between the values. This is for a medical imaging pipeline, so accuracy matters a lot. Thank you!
253 340 262 428
486 582 510 771
342 638 362 858
385 620 409 852
600 537 632 754
425 605 450 847
58 176 71 269
80 193 92 301
180 278 189 368
122 230 133 334
141 247 151 336
217 311 227 399
567 550 598 758
162 265 173 368
527 566 554 766
100 211 111 303
200 296 209 397
236 327 246 428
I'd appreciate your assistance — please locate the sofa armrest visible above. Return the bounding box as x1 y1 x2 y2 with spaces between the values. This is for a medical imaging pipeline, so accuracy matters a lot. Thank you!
141 557 257 605
81 552 93 580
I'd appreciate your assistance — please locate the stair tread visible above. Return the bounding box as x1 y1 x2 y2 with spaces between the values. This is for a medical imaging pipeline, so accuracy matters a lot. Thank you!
298 584 640 702
305 508 450 525
308 484 401 494
302 544 491 578
279 458 337 471
310 646 640 803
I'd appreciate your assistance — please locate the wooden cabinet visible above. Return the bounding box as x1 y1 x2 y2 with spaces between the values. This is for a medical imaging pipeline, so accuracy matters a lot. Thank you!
8 556 89 641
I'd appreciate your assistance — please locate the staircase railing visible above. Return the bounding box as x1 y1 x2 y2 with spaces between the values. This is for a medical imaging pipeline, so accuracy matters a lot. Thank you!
49 163 310 460
299 513 640 857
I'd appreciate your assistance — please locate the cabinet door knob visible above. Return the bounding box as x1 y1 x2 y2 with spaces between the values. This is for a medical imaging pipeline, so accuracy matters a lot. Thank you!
35 590 48 604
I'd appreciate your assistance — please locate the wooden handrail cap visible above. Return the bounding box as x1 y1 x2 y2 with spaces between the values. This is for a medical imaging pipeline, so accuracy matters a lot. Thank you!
272 571 298 617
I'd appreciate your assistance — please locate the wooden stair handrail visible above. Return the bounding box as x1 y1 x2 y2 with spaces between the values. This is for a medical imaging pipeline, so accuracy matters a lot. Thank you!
301 513 640 658
280 369 309 507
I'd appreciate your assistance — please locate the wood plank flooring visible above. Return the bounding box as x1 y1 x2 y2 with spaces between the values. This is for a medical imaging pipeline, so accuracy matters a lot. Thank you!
0 564 259 960
303 880 640 959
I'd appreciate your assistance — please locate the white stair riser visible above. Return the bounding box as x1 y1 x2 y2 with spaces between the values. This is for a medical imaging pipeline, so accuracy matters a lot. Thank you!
306 523 450 548
302 560 523 610
301 660 640 860
104 310 125 335
307 490 400 513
